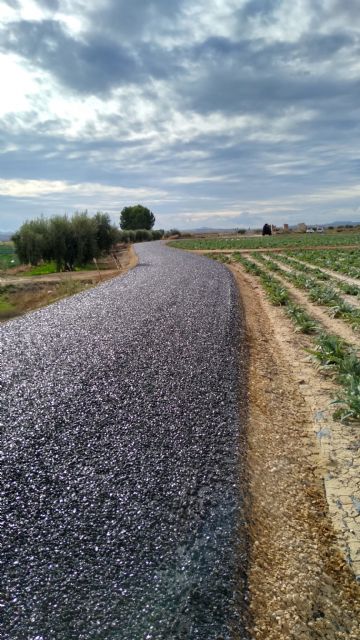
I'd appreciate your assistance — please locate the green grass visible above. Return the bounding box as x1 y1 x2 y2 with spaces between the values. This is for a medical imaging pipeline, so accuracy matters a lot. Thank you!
23 262 58 276
21 261 107 276
0 296 15 312
0 242 19 269
169 232 360 251
0 294 17 319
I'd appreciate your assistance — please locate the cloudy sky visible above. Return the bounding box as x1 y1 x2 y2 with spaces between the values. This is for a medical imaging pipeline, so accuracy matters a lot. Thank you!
1 0 360 231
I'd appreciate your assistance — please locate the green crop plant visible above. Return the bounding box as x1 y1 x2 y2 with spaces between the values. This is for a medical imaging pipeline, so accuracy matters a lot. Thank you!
333 377 360 423
204 253 232 263
336 281 360 297
308 333 360 422
232 254 263 276
308 333 348 368
285 303 319 334
275 253 360 301
260 276 289 306
275 254 330 281
257 255 360 328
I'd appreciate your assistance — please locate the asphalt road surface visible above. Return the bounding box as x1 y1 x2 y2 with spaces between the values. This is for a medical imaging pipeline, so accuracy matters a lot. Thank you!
1 242 249 640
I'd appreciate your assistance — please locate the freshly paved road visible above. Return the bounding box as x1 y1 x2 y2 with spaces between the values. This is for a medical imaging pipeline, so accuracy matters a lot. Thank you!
1 242 248 640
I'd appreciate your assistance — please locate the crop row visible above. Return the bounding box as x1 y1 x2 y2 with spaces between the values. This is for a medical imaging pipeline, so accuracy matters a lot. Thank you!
270 254 360 297
251 254 360 331
287 249 360 280
228 254 360 423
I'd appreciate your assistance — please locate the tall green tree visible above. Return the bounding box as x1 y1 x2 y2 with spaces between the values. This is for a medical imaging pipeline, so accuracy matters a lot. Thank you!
48 216 74 271
12 218 50 265
95 212 119 253
120 204 155 230
71 212 98 265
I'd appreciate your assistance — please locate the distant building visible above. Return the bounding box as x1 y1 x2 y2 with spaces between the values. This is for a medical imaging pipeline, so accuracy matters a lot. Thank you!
296 223 307 233
284 224 289 232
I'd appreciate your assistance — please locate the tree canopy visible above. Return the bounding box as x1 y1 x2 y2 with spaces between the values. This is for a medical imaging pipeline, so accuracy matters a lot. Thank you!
120 204 155 230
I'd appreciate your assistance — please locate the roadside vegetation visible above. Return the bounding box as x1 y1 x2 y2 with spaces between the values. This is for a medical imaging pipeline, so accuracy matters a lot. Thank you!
8 208 165 275
0 204 169 320
12 212 120 271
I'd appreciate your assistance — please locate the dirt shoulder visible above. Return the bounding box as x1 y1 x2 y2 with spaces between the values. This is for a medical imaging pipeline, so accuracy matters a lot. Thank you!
231 264 360 640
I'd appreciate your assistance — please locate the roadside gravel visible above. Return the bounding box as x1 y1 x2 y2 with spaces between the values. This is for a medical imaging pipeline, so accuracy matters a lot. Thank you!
1 242 248 640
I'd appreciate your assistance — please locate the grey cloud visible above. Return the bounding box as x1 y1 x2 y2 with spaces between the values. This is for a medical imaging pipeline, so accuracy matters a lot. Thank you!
92 0 183 40
180 32 360 115
2 20 139 93
182 68 355 116
240 0 279 19
1 1 360 230
1 18 185 94
35 0 60 9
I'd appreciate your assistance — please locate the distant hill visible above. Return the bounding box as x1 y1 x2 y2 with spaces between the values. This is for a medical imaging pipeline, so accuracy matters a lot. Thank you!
323 221 360 227
0 231 13 241
182 221 360 233
181 226 241 233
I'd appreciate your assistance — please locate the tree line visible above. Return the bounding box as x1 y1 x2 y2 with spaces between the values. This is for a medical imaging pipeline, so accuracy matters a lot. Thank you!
12 206 167 270
12 213 120 270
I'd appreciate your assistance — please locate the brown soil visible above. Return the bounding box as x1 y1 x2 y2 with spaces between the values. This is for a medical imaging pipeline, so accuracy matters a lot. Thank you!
0 246 138 321
231 264 360 640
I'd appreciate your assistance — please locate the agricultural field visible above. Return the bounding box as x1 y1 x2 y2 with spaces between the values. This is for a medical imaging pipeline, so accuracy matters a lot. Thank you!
199 240 360 589
170 231 360 251
287 249 360 279
0 242 20 270
210 248 360 422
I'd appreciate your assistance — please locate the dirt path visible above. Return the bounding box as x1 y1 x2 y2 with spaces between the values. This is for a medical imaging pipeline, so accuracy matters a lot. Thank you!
232 264 360 640
0 246 137 286
0 269 119 285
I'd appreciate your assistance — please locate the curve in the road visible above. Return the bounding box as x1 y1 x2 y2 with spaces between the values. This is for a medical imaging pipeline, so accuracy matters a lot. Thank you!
1 242 249 640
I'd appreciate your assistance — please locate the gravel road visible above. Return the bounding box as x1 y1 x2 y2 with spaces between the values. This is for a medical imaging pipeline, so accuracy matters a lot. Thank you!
1 242 248 640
